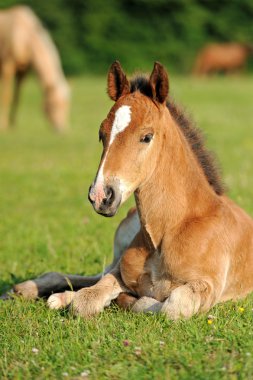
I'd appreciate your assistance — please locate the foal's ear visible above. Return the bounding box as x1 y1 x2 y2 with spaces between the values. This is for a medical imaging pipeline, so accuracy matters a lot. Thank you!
107 61 130 101
149 62 169 103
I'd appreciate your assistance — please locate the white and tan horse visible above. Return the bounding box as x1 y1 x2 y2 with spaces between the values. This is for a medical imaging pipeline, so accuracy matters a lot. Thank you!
4 62 253 319
0 6 70 131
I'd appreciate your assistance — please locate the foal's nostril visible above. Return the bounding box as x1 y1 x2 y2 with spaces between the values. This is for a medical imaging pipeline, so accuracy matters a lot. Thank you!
106 186 113 199
104 186 115 206
88 183 117 211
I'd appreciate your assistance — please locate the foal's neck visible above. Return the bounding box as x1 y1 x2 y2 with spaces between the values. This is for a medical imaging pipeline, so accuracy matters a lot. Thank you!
135 111 219 250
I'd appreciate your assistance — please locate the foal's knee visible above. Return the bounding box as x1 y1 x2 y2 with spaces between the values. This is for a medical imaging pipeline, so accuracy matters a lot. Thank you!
162 280 216 319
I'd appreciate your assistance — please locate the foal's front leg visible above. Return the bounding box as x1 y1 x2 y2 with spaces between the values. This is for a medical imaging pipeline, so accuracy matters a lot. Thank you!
161 282 204 319
131 280 214 319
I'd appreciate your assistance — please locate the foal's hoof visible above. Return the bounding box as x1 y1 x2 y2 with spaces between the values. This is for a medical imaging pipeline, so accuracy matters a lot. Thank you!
132 296 162 313
13 280 39 299
0 280 38 301
47 291 75 310
0 280 38 300
70 288 103 318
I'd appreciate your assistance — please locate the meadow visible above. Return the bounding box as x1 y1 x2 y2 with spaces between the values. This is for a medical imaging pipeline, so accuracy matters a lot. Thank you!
0 74 253 379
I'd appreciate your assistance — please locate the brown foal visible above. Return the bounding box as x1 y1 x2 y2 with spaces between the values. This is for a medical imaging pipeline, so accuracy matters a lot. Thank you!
5 61 253 319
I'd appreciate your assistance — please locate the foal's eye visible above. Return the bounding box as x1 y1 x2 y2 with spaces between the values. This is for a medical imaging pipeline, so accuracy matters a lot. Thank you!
140 133 153 143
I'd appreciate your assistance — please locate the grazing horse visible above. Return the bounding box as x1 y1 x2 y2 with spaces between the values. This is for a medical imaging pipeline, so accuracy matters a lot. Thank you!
193 43 253 75
0 6 70 131
4 62 253 320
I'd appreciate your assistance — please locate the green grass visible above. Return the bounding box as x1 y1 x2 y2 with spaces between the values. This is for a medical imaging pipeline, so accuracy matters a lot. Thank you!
0 74 253 380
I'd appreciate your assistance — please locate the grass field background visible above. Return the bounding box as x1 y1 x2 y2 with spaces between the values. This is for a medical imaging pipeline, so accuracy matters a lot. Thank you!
0 74 253 379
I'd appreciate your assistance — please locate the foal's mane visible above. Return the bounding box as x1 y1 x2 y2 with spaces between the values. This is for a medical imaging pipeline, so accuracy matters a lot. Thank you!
130 75 224 195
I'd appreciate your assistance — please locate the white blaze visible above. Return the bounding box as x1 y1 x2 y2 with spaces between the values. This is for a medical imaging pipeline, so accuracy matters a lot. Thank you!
96 105 132 182
109 105 131 145
93 105 132 206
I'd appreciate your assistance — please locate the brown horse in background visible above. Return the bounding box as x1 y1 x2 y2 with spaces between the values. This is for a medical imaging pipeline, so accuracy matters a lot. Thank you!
0 6 70 131
4 61 253 320
193 43 253 75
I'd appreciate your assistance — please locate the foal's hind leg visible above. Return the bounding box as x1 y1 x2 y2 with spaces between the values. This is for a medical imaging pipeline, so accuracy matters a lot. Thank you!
1 209 140 302
0 272 102 300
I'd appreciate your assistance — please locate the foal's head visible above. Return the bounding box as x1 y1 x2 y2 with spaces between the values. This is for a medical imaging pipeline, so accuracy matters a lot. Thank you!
89 61 170 216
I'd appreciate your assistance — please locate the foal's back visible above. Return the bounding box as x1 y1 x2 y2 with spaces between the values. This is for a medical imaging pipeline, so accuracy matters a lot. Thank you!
219 195 253 301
